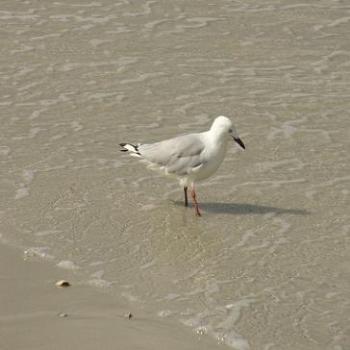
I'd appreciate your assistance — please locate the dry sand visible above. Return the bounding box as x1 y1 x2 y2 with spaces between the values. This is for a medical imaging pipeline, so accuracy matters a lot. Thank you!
0 243 226 350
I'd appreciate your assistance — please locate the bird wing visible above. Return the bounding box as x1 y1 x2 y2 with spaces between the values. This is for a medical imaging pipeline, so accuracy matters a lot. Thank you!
138 133 206 176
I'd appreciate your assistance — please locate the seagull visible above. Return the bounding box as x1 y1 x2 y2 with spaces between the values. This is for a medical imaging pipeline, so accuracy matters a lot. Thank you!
120 116 245 216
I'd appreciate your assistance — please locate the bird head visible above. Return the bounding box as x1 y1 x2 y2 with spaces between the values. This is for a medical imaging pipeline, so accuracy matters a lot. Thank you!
211 116 245 149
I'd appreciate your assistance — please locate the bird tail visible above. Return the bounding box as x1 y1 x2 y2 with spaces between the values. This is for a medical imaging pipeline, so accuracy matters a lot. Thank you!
119 143 142 157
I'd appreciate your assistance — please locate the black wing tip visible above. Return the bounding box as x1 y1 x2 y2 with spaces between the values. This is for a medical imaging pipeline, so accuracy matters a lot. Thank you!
119 143 128 152
119 143 141 155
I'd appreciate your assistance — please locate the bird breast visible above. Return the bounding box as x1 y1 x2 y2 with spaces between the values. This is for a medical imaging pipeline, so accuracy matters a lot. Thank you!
194 138 228 181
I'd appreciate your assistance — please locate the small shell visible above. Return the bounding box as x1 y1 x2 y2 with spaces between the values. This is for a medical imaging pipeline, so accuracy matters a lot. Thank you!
55 280 71 288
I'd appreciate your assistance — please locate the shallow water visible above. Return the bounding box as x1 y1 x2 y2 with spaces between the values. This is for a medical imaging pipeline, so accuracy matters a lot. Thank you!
1 0 350 349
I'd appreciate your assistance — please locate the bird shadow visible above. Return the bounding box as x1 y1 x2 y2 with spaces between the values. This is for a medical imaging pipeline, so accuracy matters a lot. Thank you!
172 201 309 216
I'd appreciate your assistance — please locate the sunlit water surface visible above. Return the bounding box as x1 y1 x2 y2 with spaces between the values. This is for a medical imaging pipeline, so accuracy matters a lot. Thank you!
1 1 349 349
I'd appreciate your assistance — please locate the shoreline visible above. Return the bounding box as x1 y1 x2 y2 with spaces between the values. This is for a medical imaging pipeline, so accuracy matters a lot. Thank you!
0 242 226 350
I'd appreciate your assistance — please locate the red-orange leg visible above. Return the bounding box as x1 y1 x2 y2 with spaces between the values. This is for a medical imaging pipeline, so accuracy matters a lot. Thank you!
191 187 201 217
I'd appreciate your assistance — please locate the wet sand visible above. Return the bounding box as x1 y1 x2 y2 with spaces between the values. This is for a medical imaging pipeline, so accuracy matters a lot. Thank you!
1 0 350 349
0 243 225 350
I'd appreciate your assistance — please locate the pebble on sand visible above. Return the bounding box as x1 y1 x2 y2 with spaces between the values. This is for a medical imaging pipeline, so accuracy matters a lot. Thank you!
55 280 71 288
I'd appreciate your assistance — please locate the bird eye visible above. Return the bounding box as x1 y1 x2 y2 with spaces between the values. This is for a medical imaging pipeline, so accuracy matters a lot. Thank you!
228 128 233 133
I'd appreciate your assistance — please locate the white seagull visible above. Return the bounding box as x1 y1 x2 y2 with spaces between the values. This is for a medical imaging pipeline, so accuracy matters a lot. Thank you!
120 116 245 216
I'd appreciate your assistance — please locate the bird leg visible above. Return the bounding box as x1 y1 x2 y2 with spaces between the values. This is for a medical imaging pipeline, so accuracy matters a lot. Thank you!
184 186 188 207
191 187 201 216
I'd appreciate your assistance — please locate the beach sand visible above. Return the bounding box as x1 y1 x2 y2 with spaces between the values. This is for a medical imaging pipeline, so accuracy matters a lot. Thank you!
1 1 349 349
0 243 225 350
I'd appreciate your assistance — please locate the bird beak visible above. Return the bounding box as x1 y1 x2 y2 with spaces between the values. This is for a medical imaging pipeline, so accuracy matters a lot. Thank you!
233 137 245 150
